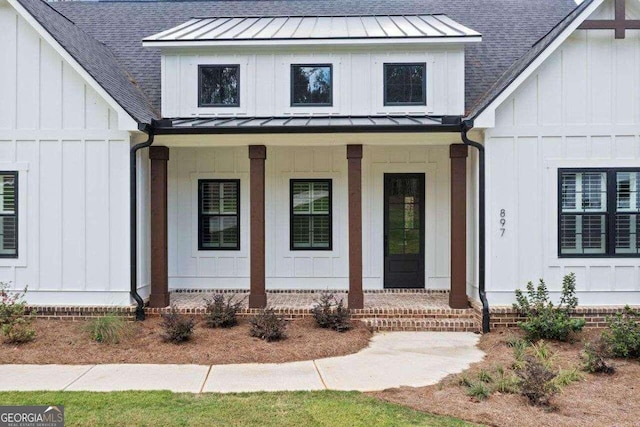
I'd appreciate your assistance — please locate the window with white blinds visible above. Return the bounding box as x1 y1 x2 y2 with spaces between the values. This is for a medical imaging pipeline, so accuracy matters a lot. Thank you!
198 180 240 250
559 169 640 257
0 172 17 258
290 179 332 250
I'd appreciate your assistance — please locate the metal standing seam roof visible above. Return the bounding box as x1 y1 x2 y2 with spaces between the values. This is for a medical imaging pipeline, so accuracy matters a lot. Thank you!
143 15 481 43
153 115 459 134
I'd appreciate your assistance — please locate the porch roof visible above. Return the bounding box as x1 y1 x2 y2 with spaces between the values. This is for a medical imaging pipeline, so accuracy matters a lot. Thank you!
152 115 462 134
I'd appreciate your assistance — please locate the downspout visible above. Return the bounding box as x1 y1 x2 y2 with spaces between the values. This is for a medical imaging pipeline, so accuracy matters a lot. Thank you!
461 120 490 333
130 122 155 321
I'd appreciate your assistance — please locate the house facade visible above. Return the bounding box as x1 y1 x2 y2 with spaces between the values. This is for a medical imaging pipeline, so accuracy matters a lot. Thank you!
0 0 639 328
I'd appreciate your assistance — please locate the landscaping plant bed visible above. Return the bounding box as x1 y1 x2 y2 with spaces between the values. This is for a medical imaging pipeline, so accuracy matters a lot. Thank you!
372 329 640 427
0 318 372 365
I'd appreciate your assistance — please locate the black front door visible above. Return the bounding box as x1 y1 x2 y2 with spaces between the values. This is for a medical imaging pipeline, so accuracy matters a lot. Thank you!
384 173 425 288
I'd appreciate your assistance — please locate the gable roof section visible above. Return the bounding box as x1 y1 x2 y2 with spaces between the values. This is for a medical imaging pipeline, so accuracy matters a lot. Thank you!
13 0 158 126
50 0 578 122
470 0 601 127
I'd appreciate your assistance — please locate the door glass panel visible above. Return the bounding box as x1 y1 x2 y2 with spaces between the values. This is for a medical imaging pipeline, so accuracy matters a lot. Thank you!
386 176 422 255
388 229 405 254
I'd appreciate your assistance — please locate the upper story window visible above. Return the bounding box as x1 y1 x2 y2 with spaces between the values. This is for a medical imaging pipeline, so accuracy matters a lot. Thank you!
291 64 332 107
198 179 240 250
290 179 332 250
198 65 240 107
559 168 640 257
384 63 426 106
0 172 17 258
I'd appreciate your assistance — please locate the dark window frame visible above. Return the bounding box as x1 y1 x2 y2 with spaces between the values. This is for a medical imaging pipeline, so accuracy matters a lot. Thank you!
290 179 333 251
198 179 241 251
383 62 427 106
558 167 640 258
0 171 18 259
197 64 241 108
290 64 333 107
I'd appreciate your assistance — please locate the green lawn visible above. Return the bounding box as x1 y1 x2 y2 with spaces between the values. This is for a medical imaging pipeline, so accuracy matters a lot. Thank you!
0 390 474 427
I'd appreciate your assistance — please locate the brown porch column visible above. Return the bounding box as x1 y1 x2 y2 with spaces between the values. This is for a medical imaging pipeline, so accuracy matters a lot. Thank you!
347 145 364 309
249 145 267 308
149 146 170 308
450 144 469 309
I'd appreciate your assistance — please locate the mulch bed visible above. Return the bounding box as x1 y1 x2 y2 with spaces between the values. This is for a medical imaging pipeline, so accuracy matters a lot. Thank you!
371 329 640 427
0 318 371 365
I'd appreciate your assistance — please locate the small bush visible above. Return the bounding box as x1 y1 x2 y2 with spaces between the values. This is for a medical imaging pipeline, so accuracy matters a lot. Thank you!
582 339 615 374
86 314 128 344
516 356 559 407
477 369 493 384
160 306 195 344
508 338 529 370
513 273 585 342
249 308 287 342
457 374 473 387
0 282 35 344
2 317 35 344
312 292 351 332
553 367 584 388
466 382 491 401
493 366 520 394
602 306 640 359
203 294 243 328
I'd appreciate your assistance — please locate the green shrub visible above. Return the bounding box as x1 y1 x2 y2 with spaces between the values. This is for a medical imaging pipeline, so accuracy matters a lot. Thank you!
249 308 287 342
493 366 520 394
602 306 640 359
203 294 243 328
466 382 491 401
582 339 615 374
516 356 559 407
513 273 585 342
508 338 529 370
477 369 493 384
86 314 128 344
312 292 352 332
160 306 195 344
553 367 584 388
0 282 35 344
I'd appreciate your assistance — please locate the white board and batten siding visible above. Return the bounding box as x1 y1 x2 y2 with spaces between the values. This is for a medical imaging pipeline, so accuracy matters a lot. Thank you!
0 2 135 305
167 145 454 290
484 0 640 305
160 47 465 118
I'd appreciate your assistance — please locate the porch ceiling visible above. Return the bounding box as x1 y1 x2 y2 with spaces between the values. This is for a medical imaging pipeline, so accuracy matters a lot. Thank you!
152 115 462 135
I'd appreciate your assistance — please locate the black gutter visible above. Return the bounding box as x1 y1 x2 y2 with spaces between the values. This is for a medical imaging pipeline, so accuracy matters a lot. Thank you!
461 120 490 333
129 122 155 321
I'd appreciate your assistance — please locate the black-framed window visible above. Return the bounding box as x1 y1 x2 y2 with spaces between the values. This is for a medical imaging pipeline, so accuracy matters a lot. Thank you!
384 63 426 106
198 65 240 107
198 180 240 250
291 64 332 106
0 172 17 258
290 179 332 250
559 168 640 257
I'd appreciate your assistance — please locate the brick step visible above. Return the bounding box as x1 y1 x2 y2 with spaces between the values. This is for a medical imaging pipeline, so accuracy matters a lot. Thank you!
360 317 480 332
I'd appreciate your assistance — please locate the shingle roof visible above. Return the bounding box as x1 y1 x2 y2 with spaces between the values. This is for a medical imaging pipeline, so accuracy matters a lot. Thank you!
15 0 158 124
467 0 596 121
25 0 580 124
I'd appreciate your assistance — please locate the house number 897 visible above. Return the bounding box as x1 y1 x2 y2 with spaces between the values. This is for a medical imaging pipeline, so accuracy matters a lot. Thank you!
499 209 506 237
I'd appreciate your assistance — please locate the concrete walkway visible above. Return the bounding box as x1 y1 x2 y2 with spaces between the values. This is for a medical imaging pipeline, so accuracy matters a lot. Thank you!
0 332 484 393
